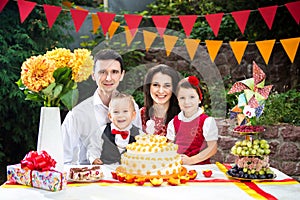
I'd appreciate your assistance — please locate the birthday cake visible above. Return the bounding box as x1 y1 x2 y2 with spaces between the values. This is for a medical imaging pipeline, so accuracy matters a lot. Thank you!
69 166 103 181
116 134 183 179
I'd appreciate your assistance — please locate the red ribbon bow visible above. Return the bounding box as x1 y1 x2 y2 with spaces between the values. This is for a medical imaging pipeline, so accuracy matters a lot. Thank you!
111 129 129 139
20 150 56 171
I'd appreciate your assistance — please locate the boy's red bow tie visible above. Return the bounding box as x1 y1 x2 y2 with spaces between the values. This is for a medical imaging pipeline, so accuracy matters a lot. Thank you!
111 129 129 139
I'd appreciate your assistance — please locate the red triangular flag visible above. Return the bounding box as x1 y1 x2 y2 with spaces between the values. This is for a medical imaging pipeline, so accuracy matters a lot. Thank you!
258 5 278 30
43 5 62 29
0 0 8 13
179 15 197 38
231 10 250 34
70 9 89 32
205 13 224 37
17 0 37 23
152 15 170 38
285 1 300 25
97 12 116 36
124 14 143 36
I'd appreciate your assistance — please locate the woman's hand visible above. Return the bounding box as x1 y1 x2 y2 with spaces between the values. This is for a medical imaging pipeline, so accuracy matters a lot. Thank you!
92 158 103 165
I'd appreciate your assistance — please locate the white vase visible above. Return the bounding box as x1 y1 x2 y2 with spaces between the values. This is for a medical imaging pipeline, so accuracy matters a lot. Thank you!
37 107 64 172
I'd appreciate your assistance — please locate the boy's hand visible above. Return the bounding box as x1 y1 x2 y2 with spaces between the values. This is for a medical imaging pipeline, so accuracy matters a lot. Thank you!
92 158 103 165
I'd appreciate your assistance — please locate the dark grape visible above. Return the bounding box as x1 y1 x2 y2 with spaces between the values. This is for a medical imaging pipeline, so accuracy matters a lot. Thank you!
266 174 274 179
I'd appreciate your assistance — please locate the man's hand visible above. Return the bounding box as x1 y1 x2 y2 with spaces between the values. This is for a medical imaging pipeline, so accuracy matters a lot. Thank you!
92 158 103 165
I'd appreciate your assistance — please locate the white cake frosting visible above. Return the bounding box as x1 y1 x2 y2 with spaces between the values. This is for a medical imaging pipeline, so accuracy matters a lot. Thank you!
116 134 182 178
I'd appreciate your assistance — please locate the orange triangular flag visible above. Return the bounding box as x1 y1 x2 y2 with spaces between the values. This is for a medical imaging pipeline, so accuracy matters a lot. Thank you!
124 26 137 46
43 4 62 29
184 39 200 60
108 21 120 39
258 5 278 30
17 0 37 23
143 30 157 52
70 9 89 32
229 41 248 64
280 37 300 63
205 40 223 62
91 13 101 34
255 39 275 64
163 35 178 56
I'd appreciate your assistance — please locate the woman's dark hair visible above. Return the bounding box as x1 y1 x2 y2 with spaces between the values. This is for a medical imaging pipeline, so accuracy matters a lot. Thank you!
143 64 180 124
93 49 124 72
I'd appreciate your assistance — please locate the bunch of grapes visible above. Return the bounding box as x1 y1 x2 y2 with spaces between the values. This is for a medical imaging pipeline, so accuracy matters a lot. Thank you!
234 125 265 133
231 139 271 157
227 164 275 179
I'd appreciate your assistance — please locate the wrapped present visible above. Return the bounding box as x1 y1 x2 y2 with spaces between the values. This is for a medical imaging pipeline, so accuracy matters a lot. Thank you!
6 151 67 192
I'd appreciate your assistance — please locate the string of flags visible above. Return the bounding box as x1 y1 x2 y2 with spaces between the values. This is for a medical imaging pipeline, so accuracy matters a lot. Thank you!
0 0 299 63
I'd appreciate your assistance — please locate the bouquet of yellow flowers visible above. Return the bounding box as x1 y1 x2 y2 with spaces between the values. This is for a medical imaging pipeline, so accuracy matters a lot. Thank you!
16 48 93 110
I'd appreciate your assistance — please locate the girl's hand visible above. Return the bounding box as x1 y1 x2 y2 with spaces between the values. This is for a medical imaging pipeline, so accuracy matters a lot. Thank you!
180 154 193 165
92 158 103 165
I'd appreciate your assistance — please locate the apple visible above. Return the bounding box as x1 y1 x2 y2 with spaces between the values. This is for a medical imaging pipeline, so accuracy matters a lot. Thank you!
111 172 118 180
178 175 190 184
135 177 146 186
150 177 163 186
187 170 198 180
117 174 126 182
125 175 135 183
179 166 188 176
202 170 212 178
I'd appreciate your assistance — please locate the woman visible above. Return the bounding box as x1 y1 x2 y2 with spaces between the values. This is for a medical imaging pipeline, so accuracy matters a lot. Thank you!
141 64 181 136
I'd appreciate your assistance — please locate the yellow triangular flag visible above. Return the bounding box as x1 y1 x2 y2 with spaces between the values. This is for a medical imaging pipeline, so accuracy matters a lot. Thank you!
163 35 178 56
184 38 200 60
108 21 120 39
143 30 157 52
205 40 223 62
280 37 300 63
91 13 101 34
229 41 248 64
255 39 275 64
124 26 137 46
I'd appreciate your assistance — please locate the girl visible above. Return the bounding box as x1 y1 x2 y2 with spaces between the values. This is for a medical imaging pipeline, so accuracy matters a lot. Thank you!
166 76 218 165
141 64 180 136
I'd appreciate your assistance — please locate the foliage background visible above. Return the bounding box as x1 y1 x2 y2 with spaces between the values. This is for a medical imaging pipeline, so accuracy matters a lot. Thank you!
0 0 299 184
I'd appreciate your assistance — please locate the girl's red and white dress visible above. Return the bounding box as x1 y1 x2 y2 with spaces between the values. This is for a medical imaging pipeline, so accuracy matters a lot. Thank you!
166 108 218 164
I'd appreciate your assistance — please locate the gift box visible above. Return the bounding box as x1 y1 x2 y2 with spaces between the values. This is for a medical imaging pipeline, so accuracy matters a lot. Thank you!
6 151 67 192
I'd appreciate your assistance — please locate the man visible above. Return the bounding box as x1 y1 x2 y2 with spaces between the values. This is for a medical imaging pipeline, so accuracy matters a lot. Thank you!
62 49 142 164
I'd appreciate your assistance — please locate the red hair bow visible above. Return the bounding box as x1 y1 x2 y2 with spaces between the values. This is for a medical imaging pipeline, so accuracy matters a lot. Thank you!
187 76 203 101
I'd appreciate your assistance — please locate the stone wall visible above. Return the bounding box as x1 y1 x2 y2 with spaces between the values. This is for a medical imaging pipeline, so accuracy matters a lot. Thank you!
211 119 300 182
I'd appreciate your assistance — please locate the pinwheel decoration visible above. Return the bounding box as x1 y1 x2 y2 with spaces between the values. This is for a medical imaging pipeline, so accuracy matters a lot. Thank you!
228 61 273 125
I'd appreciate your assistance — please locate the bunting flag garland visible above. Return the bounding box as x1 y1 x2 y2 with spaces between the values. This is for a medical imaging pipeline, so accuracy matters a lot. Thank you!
17 0 37 23
163 35 178 56
108 21 120 39
143 30 157 52
184 39 200 60
258 5 278 30
205 13 224 37
255 39 276 64
43 5 62 29
179 15 198 38
0 0 8 13
124 26 138 46
124 14 143 36
70 9 89 32
91 13 101 34
97 12 116 36
229 41 248 64
285 1 300 24
231 10 251 34
280 37 300 63
205 40 223 62
152 15 171 38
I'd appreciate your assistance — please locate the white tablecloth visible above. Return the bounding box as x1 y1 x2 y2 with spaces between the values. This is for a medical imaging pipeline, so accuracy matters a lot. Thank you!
1 164 299 200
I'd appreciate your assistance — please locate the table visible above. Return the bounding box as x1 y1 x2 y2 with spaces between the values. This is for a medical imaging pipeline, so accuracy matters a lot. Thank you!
1 163 299 200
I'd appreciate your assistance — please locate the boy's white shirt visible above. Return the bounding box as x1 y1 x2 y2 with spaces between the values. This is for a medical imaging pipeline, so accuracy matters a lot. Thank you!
166 107 218 142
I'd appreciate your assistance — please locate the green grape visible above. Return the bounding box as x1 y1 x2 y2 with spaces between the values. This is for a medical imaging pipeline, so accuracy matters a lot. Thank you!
253 144 259 149
237 147 242 154
265 149 271 155
265 144 270 149
251 149 256 155
253 139 260 145
243 168 248 173
259 170 265 175
247 141 252 148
